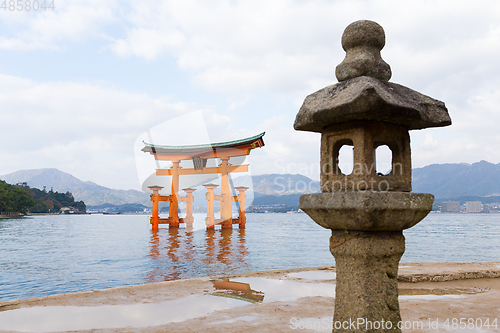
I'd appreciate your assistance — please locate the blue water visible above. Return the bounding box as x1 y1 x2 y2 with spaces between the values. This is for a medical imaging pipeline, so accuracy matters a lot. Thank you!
0 213 499 301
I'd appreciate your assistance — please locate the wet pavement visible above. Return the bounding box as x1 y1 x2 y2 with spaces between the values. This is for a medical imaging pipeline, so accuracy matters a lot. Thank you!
0 262 499 332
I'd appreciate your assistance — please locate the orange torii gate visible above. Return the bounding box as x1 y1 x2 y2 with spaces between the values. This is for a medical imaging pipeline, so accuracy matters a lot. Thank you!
142 132 265 230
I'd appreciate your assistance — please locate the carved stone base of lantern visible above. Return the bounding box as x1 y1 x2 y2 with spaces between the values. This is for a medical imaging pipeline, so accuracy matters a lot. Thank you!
330 230 404 332
299 191 433 333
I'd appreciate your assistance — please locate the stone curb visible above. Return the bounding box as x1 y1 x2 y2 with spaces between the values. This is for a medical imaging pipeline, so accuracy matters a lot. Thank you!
398 270 500 283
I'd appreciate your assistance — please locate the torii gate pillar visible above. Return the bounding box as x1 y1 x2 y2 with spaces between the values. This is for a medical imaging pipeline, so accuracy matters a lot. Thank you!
183 187 195 227
219 158 233 228
148 185 163 230
235 186 248 228
204 184 218 230
169 161 180 227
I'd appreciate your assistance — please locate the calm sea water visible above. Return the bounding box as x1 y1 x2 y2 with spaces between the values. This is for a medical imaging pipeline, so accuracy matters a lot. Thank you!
0 213 499 301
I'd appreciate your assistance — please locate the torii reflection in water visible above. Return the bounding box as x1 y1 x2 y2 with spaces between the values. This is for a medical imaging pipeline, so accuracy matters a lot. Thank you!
147 228 249 283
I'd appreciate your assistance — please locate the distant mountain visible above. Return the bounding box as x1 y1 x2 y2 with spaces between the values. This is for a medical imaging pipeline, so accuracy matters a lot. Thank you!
1 168 90 191
253 161 500 206
412 161 500 199
0 168 149 206
248 174 319 208
252 193 303 206
3 161 500 209
251 174 320 196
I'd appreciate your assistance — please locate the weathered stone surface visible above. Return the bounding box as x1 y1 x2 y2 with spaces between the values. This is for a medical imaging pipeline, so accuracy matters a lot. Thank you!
320 121 412 193
299 191 433 231
294 19 446 333
336 20 391 82
294 76 451 132
330 230 404 332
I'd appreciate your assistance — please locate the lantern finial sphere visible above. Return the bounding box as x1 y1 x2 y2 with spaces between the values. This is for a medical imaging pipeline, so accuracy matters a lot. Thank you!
335 20 392 82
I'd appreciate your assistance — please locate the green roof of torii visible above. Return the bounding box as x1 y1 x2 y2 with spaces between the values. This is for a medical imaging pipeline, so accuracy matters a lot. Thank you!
142 132 265 154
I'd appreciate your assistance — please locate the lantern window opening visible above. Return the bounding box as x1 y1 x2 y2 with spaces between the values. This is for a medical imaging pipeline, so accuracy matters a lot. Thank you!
374 143 393 176
335 139 354 176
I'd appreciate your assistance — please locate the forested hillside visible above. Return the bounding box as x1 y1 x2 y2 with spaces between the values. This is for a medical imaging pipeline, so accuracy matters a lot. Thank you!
0 181 86 214
0 180 34 214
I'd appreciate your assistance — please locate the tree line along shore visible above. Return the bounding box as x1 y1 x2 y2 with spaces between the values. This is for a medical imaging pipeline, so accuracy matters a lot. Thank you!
0 180 86 216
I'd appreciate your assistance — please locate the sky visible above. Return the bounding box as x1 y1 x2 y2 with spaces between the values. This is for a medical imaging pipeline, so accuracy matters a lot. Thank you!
1 0 500 191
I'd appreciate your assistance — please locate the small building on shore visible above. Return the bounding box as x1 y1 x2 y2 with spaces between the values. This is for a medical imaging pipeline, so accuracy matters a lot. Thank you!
465 201 482 213
441 201 461 213
60 207 79 214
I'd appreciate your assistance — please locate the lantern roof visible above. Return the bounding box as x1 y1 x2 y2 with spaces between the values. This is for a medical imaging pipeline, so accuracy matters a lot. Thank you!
294 76 451 132
294 20 451 133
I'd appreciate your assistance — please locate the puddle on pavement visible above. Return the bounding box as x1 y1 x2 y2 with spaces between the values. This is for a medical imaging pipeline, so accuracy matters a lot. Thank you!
0 294 248 332
287 270 336 280
1 279 480 332
0 277 335 332
213 277 336 303
212 279 265 303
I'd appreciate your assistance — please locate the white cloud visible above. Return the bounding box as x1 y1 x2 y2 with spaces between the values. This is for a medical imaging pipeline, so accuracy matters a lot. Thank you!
411 82 500 168
108 0 351 93
248 115 321 180
0 73 197 189
112 28 185 60
0 0 118 51
2 0 500 192
101 0 500 98
421 133 439 151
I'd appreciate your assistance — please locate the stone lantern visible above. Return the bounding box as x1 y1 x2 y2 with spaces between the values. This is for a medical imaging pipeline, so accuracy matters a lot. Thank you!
294 20 451 332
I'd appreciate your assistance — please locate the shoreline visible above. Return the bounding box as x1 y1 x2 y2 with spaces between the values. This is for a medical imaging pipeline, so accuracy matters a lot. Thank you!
1 262 499 332
0 213 24 218
2 261 499 307
0 212 85 218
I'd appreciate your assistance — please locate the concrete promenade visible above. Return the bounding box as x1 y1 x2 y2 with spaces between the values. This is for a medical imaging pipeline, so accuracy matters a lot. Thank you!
1 262 499 332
